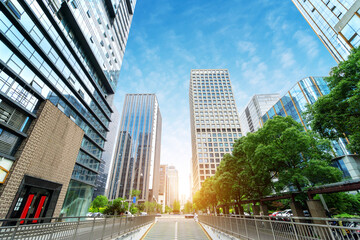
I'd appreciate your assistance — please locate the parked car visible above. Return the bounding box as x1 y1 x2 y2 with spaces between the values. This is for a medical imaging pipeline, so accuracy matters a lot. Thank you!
86 212 94 217
140 212 147 216
124 211 134 217
269 211 281 220
303 210 310 217
185 214 194 219
277 209 293 221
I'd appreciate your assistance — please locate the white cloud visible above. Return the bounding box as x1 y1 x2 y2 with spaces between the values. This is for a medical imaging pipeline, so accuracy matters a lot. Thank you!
280 50 296 68
237 41 257 56
293 30 319 59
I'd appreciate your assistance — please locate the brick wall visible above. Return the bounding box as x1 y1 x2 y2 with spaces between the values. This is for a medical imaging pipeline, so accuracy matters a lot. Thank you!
0 100 84 218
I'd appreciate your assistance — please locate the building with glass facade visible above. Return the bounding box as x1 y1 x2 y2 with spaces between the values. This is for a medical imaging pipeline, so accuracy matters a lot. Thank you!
292 0 360 62
189 69 242 195
261 76 360 180
107 94 162 203
239 94 280 136
93 106 121 200
0 0 136 219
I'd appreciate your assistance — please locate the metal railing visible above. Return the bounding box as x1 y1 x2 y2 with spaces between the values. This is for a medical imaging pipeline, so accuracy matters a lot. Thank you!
0 215 155 240
199 215 360 240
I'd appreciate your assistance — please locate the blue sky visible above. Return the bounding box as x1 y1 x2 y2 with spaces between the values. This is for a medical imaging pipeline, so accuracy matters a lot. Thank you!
113 0 337 198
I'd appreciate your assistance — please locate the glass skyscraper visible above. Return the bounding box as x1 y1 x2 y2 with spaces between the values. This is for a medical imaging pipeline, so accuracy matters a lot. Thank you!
189 69 242 195
239 94 280 136
292 0 360 62
261 76 360 179
107 94 162 203
0 0 136 218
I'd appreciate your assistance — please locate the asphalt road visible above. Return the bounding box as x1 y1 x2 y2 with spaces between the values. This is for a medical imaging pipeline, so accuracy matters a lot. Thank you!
143 215 210 240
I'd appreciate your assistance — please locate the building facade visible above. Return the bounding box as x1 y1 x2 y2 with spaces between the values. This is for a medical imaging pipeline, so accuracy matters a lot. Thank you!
292 0 360 62
93 106 121 199
189 69 242 195
158 164 167 212
261 76 360 179
239 94 280 136
107 94 162 203
0 0 136 218
166 165 178 208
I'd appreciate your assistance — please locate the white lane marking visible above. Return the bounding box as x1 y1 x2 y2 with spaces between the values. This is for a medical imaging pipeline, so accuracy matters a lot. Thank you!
175 221 178 239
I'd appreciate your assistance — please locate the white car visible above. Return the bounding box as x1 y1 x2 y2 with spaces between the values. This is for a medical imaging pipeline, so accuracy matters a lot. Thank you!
278 209 293 220
140 212 148 216
124 211 134 217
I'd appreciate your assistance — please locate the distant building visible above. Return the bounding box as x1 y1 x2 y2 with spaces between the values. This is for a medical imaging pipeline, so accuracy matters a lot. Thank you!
292 0 360 62
166 166 179 208
261 76 360 180
158 164 167 212
189 69 242 196
239 94 280 136
107 94 162 203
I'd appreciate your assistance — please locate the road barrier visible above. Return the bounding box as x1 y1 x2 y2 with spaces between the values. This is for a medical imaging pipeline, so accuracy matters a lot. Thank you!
199 214 360 240
0 215 155 240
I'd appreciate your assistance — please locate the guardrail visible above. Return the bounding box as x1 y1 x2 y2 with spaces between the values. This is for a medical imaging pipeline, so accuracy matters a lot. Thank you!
199 215 360 240
0 215 155 240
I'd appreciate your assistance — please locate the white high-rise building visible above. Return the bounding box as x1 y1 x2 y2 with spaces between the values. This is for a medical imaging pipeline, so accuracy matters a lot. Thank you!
239 94 280 136
189 69 242 195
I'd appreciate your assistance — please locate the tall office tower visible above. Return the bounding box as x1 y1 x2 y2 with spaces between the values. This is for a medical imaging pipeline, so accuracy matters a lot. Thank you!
239 94 280 136
189 69 242 195
158 164 167 212
292 0 360 62
166 165 178 208
108 94 162 203
93 107 121 199
261 76 360 179
0 0 136 219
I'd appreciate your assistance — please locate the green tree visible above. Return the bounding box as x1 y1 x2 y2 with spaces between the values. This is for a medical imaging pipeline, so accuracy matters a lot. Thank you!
173 200 180 213
314 192 360 215
183 201 193 214
131 189 141 198
103 198 128 215
90 195 108 212
141 201 159 213
305 47 360 153
232 132 274 199
255 116 342 192
214 154 248 210
165 205 172 213
193 191 206 211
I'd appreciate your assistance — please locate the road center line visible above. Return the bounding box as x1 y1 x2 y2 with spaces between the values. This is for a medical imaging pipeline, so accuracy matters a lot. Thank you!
175 221 178 239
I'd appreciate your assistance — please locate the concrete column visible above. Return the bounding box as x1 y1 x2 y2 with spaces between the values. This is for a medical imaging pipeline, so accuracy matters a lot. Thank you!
306 200 327 224
253 204 260 215
290 201 305 223
260 204 268 216
307 200 330 238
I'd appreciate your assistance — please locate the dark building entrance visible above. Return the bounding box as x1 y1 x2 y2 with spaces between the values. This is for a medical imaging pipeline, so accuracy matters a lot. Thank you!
6 176 62 225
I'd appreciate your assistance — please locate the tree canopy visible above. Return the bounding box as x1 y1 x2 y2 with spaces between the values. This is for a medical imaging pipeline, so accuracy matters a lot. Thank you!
90 195 108 211
306 47 360 153
194 116 342 211
173 200 181 213
103 198 128 215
